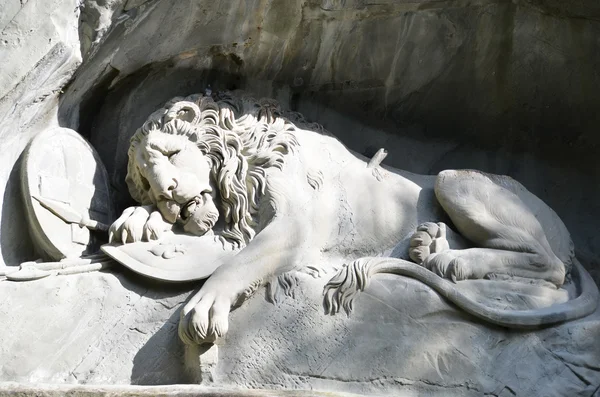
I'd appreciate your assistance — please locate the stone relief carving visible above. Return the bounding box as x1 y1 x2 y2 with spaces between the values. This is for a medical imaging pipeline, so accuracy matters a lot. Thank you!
2 127 116 281
100 90 598 346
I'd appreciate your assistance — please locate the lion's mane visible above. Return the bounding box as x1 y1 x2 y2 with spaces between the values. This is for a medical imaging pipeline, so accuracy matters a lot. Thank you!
126 91 300 247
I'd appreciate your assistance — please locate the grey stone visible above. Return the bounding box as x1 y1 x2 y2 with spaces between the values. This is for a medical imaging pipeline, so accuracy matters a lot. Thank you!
1 0 600 395
0 42 81 266
0 269 598 396
0 0 80 99
0 270 191 385
0 382 366 397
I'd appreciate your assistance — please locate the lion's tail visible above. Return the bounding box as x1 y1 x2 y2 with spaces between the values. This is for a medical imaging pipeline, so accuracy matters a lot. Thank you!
323 257 598 329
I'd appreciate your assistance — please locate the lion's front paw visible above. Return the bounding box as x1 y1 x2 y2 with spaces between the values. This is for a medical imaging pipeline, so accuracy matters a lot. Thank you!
409 222 450 264
179 291 232 345
143 211 173 241
109 207 172 244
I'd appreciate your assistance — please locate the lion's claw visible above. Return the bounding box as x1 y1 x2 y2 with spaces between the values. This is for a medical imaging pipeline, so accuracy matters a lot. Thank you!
409 222 450 264
109 206 172 244
447 258 470 282
208 298 230 338
417 222 440 238
121 229 129 245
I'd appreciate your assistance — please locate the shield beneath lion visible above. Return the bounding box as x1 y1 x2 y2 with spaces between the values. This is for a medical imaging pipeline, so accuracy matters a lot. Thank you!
102 234 238 282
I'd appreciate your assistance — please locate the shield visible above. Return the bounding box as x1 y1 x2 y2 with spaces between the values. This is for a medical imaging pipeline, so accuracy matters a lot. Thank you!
102 234 238 282
21 127 114 260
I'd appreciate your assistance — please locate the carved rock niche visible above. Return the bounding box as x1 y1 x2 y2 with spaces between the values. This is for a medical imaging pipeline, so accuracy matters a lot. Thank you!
1 1 600 396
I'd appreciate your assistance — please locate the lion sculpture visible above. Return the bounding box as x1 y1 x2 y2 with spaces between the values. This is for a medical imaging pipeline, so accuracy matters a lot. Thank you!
109 91 598 345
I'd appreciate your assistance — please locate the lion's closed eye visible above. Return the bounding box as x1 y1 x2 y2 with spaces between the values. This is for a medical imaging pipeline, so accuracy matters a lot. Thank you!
167 150 181 160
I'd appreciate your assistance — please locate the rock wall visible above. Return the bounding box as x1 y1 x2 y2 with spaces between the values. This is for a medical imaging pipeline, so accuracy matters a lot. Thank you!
0 0 82 266
63 0 600 162
2 0 600 269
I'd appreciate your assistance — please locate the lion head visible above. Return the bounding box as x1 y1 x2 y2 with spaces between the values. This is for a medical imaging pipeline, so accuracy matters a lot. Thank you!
125 91 299 248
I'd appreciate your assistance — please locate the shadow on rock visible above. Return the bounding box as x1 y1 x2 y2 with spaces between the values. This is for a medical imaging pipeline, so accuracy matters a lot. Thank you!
131 304 189 385
1 150 35 266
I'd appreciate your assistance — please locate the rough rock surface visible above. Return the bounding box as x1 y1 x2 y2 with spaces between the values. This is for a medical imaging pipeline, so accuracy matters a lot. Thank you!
0 0 83 266
1 268 599 396
0 383 367 397
218 275 599 397
0 269 191 385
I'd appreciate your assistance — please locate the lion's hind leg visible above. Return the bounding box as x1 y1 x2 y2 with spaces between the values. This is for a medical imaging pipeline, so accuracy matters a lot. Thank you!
431 170 566 286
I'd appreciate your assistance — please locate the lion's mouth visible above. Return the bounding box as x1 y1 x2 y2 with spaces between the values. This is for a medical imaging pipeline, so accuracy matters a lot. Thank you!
178 196 202 224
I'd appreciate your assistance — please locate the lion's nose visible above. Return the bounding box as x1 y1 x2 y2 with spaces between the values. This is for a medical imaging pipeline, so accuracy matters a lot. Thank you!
168 177 178 191
158 177 178 199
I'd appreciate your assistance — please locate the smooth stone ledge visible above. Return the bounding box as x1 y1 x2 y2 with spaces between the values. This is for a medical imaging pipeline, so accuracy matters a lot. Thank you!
0 382 367 397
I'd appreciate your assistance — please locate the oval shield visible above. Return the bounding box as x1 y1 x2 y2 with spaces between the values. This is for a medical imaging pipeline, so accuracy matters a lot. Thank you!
21 127 114 260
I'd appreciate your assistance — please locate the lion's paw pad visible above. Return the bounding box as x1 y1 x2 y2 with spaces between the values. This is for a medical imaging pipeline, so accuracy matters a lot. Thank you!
409 222 450 264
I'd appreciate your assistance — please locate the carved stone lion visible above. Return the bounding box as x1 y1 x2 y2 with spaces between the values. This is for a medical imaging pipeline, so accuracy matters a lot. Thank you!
109 91 598 345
